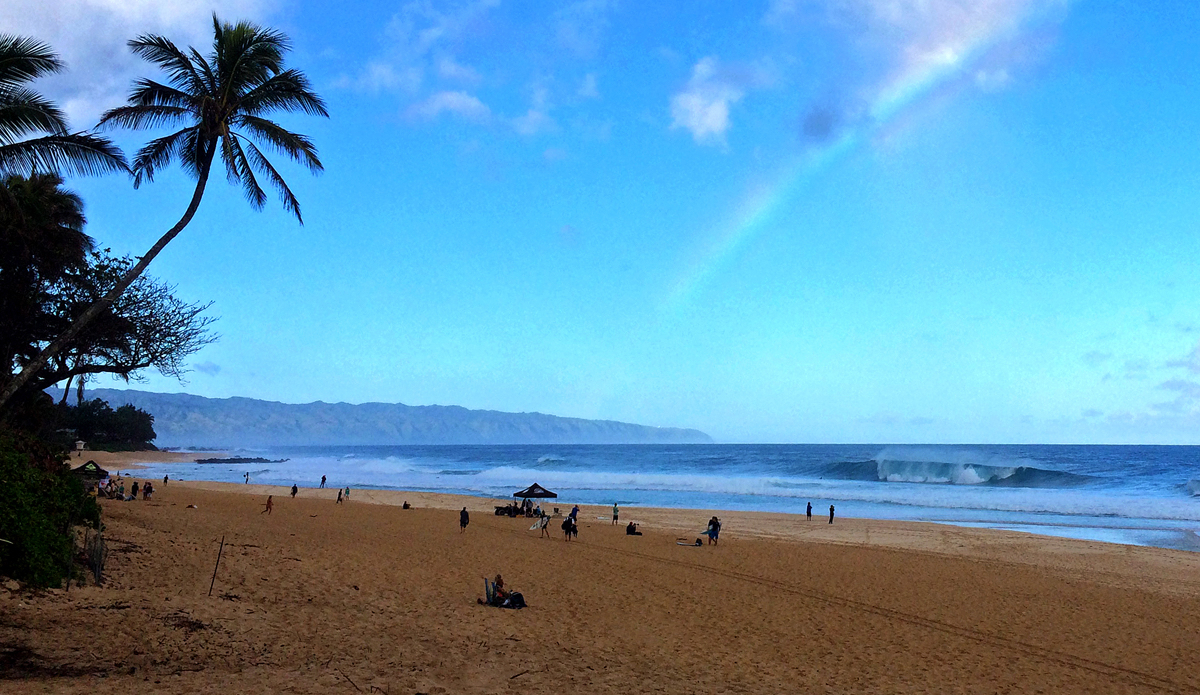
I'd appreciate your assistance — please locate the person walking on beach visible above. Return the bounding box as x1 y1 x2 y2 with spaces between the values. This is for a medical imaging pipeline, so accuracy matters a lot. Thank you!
320 475 326 489
291 484 298 499
261 495 273 515
244 472 250 484
570 504 580 521
460 507 470 533
336 488 343 504
829 505 835 524
163 475 169 486
707 516 721 545
612 503 619 525
539 513 552 538
806 502 812 521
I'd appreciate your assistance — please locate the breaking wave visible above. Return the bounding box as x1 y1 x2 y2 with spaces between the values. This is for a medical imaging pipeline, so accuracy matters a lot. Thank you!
1187 479 1200 497
824 448 1091 488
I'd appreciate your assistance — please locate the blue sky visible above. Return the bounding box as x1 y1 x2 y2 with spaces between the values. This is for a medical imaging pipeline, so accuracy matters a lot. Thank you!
7 1 1200 443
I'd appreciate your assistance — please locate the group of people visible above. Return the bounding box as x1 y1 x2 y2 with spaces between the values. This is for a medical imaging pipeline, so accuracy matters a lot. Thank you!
805 502 836 524
97 477 154 501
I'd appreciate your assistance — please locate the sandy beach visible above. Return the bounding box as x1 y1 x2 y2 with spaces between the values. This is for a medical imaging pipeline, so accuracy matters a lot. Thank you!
3 480 1199 694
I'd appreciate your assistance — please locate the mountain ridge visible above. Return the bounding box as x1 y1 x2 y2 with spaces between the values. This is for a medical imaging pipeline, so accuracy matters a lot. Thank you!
47 388 713 447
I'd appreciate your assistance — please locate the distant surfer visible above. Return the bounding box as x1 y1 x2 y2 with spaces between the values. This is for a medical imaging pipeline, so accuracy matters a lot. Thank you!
829 505 835 524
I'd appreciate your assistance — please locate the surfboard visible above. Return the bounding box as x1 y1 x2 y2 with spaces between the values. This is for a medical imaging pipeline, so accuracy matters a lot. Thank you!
529 520 542 531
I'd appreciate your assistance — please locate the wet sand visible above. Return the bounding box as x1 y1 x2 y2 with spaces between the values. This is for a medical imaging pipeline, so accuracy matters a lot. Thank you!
3 481 1198 694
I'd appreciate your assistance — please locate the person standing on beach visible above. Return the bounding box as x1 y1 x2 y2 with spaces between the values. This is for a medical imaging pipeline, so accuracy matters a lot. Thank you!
612 503 619 525
320 475 326 489
336 488 343 504
570 504 580 521
539 513 551 538
261 495 273 515
130 481 139 500
244 472 249 484
163 475 169 486
829 505 835 524
291 484 298 498
806 502 812 521
460 507 470 533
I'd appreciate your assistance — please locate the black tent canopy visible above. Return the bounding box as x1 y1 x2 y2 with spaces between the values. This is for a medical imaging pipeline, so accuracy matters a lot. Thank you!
513 483 557 499
71 460 109 479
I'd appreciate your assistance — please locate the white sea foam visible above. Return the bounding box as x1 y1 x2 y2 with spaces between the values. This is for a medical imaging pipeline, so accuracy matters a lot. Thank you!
1187 479 1200 496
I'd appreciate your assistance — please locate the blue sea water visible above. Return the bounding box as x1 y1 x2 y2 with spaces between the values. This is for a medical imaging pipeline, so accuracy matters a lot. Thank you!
133 444 1200 552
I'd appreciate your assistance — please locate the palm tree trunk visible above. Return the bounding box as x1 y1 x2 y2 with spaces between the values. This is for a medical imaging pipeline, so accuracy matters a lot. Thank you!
0 143 216 411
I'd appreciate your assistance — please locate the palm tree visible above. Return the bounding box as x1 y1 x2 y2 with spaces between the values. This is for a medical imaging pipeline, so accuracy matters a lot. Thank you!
0 16 328 411
0 35 127 176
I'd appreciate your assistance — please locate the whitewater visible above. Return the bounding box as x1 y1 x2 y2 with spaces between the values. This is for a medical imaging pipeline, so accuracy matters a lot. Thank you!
135 444 1200 552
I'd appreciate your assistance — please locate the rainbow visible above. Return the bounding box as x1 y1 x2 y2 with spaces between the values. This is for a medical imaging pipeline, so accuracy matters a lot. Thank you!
664 1 1068 309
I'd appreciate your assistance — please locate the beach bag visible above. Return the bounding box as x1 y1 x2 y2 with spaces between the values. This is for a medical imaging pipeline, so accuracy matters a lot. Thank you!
502 592 526 609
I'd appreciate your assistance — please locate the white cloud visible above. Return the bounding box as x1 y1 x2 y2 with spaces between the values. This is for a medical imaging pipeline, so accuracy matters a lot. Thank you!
577 73 599 99
406 90 491 122
437 56 481 84
554 0 614 58
510 85 556 136
670 57 746 145
333 61 422 93
0 0 279 126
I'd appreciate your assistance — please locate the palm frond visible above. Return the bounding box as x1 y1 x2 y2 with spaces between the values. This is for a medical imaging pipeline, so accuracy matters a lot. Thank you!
130 127 193 186
233 115 322 172
127 34 207 95
243 139 301 222
237 69 328 117
225 135 266 210
0 86 69 141
0 35 64 88
98 103 192 132
0 132 128 177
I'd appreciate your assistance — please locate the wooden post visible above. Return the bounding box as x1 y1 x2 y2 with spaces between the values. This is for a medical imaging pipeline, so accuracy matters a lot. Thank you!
208 535 225 597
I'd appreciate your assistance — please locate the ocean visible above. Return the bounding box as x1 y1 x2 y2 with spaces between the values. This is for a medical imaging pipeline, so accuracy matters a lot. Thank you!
132 444 1200 552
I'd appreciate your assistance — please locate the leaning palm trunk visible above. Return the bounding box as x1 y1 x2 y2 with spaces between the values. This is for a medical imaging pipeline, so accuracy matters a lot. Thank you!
0 149 213 410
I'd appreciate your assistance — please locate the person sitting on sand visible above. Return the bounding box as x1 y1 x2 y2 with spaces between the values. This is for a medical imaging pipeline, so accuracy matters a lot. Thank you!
291 483 298 499
460 507 470 533
261 495 274 515
626 522 642 536
477 574 526 609
402 501 410 509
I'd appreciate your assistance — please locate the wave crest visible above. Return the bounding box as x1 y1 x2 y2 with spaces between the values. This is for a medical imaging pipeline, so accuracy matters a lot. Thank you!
824 458 1090 488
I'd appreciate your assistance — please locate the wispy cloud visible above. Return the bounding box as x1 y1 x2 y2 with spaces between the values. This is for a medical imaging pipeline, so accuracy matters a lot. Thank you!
577 73 600 99
406 90 492 122
194 361 222 377
554 0 616 58
670 57 770 145
510 85 557 135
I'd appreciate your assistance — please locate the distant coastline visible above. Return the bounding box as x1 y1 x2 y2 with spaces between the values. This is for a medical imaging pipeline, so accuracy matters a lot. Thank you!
45 387 713 447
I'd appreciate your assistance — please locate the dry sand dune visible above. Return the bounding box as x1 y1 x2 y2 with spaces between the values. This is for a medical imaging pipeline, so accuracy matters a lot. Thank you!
3 481 1199 694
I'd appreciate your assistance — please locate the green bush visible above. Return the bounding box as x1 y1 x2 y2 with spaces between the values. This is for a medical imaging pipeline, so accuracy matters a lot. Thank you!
0 430 100 587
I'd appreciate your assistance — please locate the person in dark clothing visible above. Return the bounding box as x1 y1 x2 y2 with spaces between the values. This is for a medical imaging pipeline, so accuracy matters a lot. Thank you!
291 484 298 498
626 522 642 536
562 516 575 541
806 502 812 520
336 488 343 504
130 481 139 500
829 505 835 524
320 475 326 489
460 507 470 532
